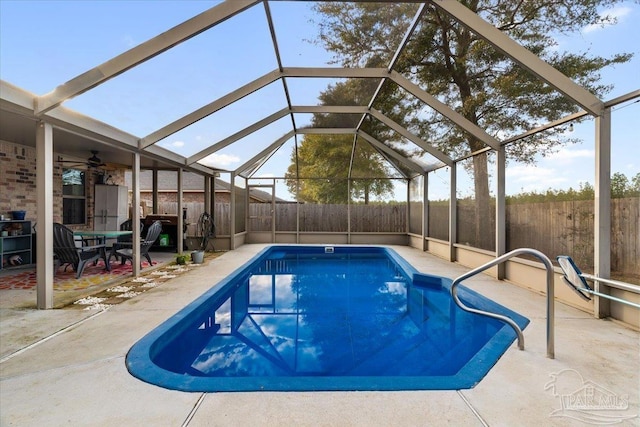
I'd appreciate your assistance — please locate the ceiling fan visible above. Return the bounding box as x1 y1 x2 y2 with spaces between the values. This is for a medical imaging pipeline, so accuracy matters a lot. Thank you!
57 150 108 170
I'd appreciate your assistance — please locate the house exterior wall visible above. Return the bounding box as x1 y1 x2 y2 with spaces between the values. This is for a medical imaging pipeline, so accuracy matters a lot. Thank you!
136 191 232 212
1 140 62 223
0 140 126 229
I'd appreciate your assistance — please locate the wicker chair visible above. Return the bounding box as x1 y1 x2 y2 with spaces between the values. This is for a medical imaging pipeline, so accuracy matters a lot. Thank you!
114 220 162 268
53 223 107 278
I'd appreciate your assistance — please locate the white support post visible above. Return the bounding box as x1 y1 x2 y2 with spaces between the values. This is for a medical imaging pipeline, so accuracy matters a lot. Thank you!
245 177 250 241
347 179 352 244
295 178 300 244
594 108 612 318
449 164 457 262
423 174 429 252
177 169 184 255
131 153 141 277
36 121 54 309
271 178 276 243
152 169 159 214
230 172 236 250
496 147 506 279
204 175 212 215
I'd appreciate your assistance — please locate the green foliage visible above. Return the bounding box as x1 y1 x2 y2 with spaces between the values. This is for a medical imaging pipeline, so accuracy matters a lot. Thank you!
425 172 638 203
285 79 398 204
312 0 633 246
505 173 638 204
314 1 631 160
611 172 630 198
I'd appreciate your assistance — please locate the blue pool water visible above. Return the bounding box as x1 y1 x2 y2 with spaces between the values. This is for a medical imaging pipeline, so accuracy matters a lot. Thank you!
126 246 528 391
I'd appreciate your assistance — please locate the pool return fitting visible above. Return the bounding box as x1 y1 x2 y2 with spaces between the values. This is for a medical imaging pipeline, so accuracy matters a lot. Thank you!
450 248 555 359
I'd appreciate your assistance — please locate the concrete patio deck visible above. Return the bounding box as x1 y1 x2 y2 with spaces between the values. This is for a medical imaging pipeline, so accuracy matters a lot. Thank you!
0 245 638 426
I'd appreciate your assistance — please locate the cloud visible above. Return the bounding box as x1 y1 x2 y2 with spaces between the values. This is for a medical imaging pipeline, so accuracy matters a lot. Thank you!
506 164 569 192
507 164 558 182
549 148 594 164
157 140 185 151
121 35 137 48
583 6 632 33
200 153 240 168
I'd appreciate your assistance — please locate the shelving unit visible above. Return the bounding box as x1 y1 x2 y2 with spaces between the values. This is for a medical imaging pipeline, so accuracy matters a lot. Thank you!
0 220 32 270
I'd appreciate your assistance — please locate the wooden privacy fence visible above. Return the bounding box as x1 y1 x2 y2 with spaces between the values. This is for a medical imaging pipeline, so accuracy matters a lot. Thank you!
156 198 638 277
248 203 407 232
506 198 638 276
157 202 407 234
428 198 638 277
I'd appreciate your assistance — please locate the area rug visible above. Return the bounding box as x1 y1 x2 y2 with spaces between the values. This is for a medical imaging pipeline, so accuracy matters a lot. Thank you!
0 260 157 291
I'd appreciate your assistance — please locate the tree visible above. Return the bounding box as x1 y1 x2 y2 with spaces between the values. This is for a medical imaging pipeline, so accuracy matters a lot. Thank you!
610 172 629 198
312 1 632 249
286 78 402 204
631 173 640 197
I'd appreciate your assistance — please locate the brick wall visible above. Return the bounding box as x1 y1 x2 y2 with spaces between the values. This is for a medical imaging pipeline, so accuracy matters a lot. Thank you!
138 191 230 212
0 140 125 229
1 140 232 228
0 140 60 223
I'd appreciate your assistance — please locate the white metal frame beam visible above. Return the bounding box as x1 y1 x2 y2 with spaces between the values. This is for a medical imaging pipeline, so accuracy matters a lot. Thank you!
281 67 390 79
35 0 261 115
184 102 454 177
431 0 604 116
369 109 452 166
186 108 290 164
390 72 501 150
140 70 282 148
235 131 295 176
358 131 426 175
297 128 356 135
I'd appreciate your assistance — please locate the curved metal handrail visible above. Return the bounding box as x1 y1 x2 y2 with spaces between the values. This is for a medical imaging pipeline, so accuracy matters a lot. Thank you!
451 248 555 359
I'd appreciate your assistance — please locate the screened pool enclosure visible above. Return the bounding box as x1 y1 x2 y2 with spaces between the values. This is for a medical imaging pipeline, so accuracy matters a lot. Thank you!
0 1 637 322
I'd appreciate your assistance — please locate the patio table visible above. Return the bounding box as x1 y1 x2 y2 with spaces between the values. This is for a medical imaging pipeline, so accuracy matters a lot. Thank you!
73 230 133 241
73 230 133 271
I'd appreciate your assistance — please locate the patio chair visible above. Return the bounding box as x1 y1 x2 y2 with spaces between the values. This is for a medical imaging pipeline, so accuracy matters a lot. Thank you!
108 219 144 262
53 223 107 279
114 220 162 268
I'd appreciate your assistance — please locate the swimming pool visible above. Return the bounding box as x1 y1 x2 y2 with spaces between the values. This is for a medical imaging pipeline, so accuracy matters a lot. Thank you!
126 246 528 391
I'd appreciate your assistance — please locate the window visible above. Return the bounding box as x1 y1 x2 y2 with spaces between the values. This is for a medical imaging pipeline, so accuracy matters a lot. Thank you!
62 168 86 224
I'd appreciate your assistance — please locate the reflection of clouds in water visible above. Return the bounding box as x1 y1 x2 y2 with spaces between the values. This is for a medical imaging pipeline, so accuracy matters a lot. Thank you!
216 311 231 326
249 275 273 305
193 340 287 376
193 340 245 372
215 297 232 333
248 274 298 310
298 344 323 372
253 315 299 360
379 281 406 295
275 274 297 309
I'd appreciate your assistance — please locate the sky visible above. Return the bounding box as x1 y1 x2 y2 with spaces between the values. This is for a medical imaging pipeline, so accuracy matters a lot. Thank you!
1 0 638 201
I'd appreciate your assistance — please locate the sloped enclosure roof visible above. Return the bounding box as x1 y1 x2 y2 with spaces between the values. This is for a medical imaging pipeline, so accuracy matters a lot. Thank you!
0 0 615 185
